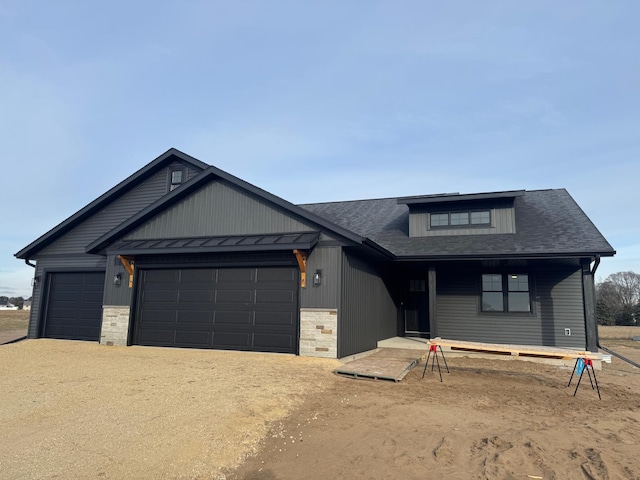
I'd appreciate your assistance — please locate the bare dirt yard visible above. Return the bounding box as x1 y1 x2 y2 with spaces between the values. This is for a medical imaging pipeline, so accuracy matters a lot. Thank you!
231 339 640 479
0 340 341 479
1 326 639 480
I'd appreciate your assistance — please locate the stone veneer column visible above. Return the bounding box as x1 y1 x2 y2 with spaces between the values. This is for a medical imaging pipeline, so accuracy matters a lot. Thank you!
299 308 338 358
100 306 131 346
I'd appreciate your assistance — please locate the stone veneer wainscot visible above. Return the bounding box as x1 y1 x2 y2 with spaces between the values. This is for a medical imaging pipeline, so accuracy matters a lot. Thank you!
299 308 338 358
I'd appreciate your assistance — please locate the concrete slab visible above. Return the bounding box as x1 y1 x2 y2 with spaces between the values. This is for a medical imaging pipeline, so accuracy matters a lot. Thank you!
0 330 27 345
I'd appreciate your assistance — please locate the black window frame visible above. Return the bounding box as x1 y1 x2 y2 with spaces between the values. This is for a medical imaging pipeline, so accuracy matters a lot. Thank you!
481 273 532 314
429 209 492 229
169 168 185 191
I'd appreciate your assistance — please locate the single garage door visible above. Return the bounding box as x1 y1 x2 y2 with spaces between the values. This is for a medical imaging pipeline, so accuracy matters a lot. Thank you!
43 272 105 341
134 267 299 353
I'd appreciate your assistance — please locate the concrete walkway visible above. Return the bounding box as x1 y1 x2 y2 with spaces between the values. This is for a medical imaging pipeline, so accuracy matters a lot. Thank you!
0 330 27 345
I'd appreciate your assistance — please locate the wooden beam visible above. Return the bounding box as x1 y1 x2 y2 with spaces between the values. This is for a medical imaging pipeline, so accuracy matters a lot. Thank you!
293 250 307 288
117 255 135 288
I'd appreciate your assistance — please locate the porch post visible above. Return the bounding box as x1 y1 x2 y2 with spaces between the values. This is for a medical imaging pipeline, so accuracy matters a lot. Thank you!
581 258 598 353
428 265 437 338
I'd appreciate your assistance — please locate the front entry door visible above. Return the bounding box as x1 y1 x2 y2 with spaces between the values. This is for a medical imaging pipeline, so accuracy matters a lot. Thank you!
404 279 429 336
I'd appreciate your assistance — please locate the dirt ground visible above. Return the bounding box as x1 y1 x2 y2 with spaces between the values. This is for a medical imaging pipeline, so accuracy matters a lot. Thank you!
0 340 341 479
231 348 640 480
1 322 639 480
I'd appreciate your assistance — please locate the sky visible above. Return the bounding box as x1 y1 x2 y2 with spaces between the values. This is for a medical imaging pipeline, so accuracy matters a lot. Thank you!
1 1 639 298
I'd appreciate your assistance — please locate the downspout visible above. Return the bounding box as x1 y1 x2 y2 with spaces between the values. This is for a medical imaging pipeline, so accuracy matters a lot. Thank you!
591 255 640 368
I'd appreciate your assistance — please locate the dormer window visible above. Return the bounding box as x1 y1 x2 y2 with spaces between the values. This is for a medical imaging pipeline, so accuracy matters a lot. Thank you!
170 170 184 191
430 210 491 228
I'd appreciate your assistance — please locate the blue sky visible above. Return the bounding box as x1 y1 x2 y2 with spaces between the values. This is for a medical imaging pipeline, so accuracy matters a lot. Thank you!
1 1 639 297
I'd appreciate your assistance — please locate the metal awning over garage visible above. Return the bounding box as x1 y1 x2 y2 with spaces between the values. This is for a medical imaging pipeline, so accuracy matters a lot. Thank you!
106 232 320 256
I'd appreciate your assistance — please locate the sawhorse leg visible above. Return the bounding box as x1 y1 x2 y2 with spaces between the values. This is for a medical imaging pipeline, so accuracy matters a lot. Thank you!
422 345 449 382
569 358 601 400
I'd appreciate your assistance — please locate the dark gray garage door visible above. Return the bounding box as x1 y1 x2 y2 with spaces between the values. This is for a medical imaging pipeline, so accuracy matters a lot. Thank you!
43 272 105 341
134 267 299 354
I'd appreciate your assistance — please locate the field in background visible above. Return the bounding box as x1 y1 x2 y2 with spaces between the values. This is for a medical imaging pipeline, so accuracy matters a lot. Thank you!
0 310 29 333
598 325 640 339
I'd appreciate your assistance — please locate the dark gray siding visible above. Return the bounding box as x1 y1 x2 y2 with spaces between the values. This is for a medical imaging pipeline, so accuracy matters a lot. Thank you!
27 256 107 339
103 254 133 306
126 180 319 240
300 246 341 309
436 264 586 349
38 165 182 256
339 252 397 357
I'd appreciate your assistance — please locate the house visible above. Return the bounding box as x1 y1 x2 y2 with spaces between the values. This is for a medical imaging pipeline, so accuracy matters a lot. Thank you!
15 149 615 358
0 303 18 310
23 300 32 311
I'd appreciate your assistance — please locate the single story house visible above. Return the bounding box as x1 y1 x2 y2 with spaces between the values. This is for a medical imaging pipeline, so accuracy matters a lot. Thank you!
15 149 615 358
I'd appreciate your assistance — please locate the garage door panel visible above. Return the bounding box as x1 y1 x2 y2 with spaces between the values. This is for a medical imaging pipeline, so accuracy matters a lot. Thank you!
178 290 213 302
43 272 105 341
176 311 211 324
138 329 176 344
214 310 253 325
253 333 294 349
135 266 298 353
215 289 254 304
180 269 215 282
175 331 211 346
212 331 252 347
217 268 254 283
145 269 180 282
143 289 179 302
254 311 294 326
139 309 176 323
255 290 295 304
256 268 296 282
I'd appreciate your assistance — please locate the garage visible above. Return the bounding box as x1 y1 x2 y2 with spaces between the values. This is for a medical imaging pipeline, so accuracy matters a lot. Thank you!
133 266 299 353
43 272 105 341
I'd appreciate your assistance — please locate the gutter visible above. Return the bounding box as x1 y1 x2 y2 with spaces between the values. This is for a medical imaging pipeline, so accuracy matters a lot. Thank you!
598 344 640 369
25 259 36 268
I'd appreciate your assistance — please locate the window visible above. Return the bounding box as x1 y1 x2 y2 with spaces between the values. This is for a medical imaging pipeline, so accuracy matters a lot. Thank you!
481 273 531 313
430 210 491 228
170 169 184 191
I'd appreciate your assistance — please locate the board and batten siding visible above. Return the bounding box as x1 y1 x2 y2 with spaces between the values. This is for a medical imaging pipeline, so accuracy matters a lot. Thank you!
103 254 133 306
435 265 586 349
38 164 187 256
126 180 322 240
27 256 107 339
339 252 397 358
409 206 515 237
300 246 341 309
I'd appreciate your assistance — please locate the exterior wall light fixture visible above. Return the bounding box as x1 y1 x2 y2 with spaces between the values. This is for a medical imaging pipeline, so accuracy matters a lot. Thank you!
113 273 122 286
313 269 322 286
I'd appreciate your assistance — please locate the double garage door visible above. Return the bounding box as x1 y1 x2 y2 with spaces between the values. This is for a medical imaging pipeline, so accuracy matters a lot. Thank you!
133 266 299 354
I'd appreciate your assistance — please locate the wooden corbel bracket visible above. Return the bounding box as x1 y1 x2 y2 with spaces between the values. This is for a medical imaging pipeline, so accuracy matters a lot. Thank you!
293 249 307 288
117 255 135 288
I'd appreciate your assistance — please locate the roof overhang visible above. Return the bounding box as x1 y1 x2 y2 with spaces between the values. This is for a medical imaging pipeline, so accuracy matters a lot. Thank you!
15 148 209 259
106 232 320 256
397 190 526 206
392 251 616 262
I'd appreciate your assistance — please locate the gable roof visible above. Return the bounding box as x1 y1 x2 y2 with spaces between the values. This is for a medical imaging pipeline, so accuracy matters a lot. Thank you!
86 166 390 256
300 189 615 259
15 148 208 260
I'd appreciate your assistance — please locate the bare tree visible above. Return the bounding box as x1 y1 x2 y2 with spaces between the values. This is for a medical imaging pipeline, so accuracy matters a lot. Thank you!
596 271 640 326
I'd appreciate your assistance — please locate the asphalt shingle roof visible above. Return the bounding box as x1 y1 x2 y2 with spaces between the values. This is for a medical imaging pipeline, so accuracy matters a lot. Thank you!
299 189 615 258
